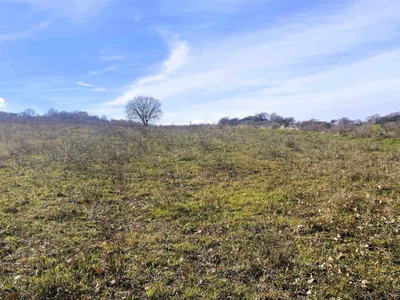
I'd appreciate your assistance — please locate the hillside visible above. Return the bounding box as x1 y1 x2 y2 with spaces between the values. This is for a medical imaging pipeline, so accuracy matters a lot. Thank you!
0 123 399 299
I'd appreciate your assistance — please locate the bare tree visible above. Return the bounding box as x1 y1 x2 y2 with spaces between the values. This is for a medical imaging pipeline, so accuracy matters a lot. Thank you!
125 96 162 126
45 108 58 117
365 114 381 124
254 112 269 121
282 117 295 127
269 112 284 123
19 108 36 118
337 117 352 125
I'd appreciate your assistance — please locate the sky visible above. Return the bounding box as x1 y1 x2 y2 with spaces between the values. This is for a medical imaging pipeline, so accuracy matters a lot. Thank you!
0 0 399 124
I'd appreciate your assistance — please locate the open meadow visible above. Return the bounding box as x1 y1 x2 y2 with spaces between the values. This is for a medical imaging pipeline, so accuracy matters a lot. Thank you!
0 123 399 299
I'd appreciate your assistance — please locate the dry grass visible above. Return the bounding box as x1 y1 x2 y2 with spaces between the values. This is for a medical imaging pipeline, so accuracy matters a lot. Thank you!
0 123 399 299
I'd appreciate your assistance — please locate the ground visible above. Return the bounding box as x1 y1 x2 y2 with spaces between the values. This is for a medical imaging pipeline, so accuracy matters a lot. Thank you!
0 123 399 299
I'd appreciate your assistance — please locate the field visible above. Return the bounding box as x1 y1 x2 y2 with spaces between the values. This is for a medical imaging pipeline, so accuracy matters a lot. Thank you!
0 123 399 299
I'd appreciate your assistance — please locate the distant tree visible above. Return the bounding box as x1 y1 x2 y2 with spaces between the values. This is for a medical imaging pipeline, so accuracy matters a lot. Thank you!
335 117 355 134
282 117 295 127
229 118 240 126
73 111 89 120
338 117 352 125
218 117 231 126
365 114 381 124
58 111 70 121
381 112 400 123
0 111 18 121
19 108 36 118
45 108 58 117
254 112 269 122
241 115 256 122
269 112 284 124
354 119 363 126
125 96 162 126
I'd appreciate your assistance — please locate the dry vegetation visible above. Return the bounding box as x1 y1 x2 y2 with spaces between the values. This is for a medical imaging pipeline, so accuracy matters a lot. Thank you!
0 123 399 299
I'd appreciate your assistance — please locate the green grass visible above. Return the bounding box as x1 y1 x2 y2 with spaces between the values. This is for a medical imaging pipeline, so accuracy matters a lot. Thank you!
0 123 399 299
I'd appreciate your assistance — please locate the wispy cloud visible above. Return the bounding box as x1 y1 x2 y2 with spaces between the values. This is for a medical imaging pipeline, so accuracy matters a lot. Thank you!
100 55 125 62
77 81 95 88
104 40 191 105
77 81 108 92
0 97 7 108
162 42 189 74
0 21 50 43
104 0 400 124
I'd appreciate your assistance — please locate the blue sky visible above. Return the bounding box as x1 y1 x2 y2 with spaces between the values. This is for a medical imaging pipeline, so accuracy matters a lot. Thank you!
0 0 399 124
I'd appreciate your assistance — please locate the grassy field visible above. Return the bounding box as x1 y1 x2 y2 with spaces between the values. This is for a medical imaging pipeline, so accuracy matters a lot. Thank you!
0 123 399 299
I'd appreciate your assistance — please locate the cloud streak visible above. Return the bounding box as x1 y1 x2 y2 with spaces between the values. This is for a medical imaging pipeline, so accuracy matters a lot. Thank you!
77 81 108 92
104 0 400 124
77 81 95 87
162 42 189 74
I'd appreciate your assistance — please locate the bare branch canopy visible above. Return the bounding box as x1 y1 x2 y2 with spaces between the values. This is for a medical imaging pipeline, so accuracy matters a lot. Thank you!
125 96 163 126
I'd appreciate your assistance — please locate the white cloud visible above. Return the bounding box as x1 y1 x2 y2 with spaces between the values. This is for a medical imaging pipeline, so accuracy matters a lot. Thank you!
105 0 400 124
77 81 95 87
104 41 191 105
100 55 125 62
162 42 189 73
162 51 400 123
76 81 108 92
0 97 7 108
0 21 50 43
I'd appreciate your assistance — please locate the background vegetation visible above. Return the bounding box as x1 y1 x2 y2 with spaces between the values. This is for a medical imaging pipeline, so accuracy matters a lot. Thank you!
0 122 399 299
2 108 400 139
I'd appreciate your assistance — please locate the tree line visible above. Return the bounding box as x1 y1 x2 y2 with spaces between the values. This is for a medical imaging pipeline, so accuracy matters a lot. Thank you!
218 112 400 128
1 93 400 137
0 96 163 127
218 112 296 127
0 108 137 127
